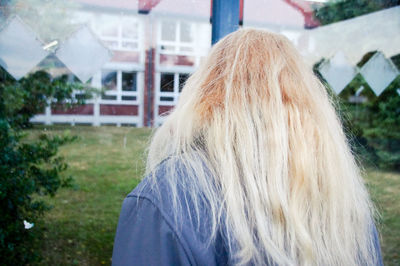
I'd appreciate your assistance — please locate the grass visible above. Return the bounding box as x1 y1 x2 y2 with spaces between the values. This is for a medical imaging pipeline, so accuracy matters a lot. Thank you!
365 171 400 265
26 126 399 265
29 126 151 265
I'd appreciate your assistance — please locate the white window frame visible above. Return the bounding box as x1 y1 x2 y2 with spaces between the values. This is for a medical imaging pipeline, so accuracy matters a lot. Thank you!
158 20 196 56
156 71 191 106
94 15 142 52
100 68 143 105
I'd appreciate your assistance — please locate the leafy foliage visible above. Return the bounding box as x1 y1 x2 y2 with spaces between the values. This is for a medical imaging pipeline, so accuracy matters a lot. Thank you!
314 0 400 26
0 68 95 128
0 68 94 264
314 56 400 170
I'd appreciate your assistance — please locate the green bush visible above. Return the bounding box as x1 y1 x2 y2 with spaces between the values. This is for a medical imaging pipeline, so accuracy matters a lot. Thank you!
314 0 399 26
0 68 92 264
314 60 400 171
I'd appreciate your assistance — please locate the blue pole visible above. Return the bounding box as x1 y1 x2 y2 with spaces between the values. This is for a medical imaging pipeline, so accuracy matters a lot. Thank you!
211 0 240 45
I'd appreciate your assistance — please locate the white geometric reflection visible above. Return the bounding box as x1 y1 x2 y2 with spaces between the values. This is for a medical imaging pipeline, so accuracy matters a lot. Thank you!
56 26 112 83
0 16 48 80
360 52 399 96
318 51 357 94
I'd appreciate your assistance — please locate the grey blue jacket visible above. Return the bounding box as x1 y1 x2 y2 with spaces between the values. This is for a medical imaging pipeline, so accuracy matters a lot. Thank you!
112 159 383 266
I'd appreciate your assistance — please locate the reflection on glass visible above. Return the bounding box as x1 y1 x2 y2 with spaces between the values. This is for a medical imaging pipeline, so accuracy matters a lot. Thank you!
122 72 137 91
101 95 117 100
55 26 112 83
160 96 174 102
160 73 174 92
179 73 189 92
104 41 119 49
161 45 175 52
122 21 138 39
180 22 193 43
243 0 400 98
101 24 118 37
0 17 49 80
180 46 194 53
121 42 138 50
102 70 117 91
1 0 212 127
161 21 176 42
122 96 136 101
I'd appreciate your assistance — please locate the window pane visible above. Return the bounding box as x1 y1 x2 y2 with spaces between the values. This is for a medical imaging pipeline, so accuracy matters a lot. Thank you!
161 21 176 42
101 24 118 37
104 41 119 49
179 46 194 52
102 70 117 91
180 22 193 43
101 95 117 100
122 96 137 101
161 45 175 52
122 72 137 91
122 20 138 39
121 41 138 50
160 96 174 101
179 73 189 92
160 73 174 92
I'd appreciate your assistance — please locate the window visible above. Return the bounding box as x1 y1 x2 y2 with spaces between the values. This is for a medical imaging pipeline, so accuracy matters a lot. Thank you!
178 73 189 92
159 20 195 54
180 22 193 43
160 73 175 92
95 15 140 51
161 21 176 42
158 72 190 103
102 70 117 91
122 72 137 91
101 70 139 102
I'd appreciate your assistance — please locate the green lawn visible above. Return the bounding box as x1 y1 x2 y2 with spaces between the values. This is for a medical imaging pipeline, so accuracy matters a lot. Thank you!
27 126 399 265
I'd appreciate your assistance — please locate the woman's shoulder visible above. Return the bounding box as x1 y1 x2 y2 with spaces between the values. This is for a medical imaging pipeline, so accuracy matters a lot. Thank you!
115 157 229 266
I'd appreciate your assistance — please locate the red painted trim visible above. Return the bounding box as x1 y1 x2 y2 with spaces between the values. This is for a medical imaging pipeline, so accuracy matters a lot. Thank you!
100 104 138 115
158 105 174 115
143 48 155 126
51 104 94 115
159 54 195 66
111 51 140 63
138 0 161 13
240 0 244 23
283 0 320 28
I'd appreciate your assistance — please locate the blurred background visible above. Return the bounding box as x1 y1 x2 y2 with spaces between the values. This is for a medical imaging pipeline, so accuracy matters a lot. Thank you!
0 0 399 265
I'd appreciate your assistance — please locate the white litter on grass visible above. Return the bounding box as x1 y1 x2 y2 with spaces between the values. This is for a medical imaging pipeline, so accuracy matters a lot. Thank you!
23 220 34 229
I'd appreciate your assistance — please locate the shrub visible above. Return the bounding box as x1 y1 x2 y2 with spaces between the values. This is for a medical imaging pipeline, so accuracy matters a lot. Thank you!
314 60 400 171
0 68 92 264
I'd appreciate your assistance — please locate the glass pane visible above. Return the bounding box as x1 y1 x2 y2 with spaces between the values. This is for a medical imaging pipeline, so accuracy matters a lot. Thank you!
160 73 174 92
161 21 176 42
122 71 137 91
101 70 117 91
100 23 118 37
101 95 117 100
104 41 119 49
179 73 189 92
121 96 136 101
160 96 174 102
122 19 138 39
161 45 175 52
180 22 193 43
0 0 216 264
179 46 194 53
121 41 138 50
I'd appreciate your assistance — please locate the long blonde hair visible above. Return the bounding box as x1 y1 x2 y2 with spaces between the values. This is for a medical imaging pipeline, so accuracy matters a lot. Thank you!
146 29 378 265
